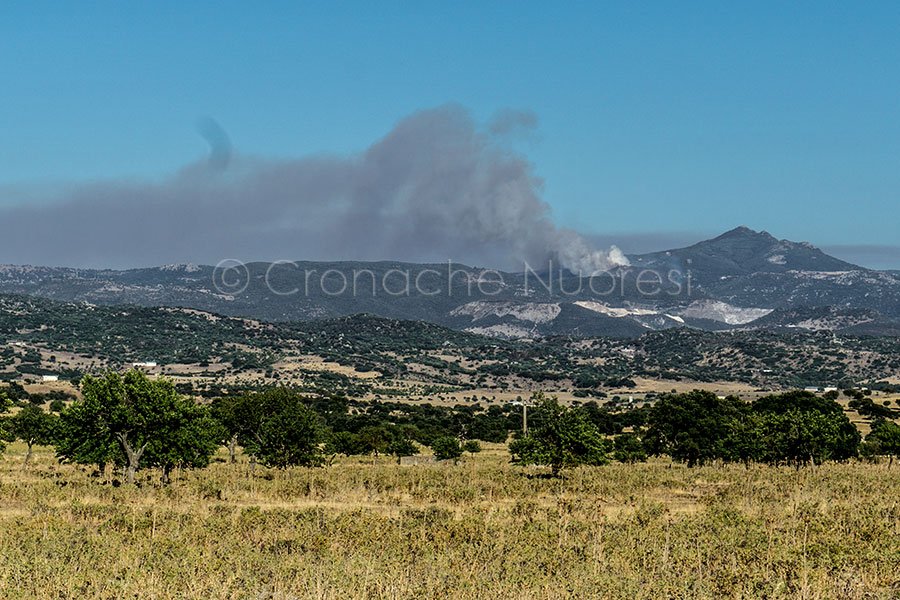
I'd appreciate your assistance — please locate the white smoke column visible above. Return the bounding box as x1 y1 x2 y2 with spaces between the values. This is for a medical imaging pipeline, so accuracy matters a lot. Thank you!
0 105 627 272
552 229 630 274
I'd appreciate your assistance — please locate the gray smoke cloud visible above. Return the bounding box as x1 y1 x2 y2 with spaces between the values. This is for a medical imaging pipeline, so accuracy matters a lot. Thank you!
0 105 627 272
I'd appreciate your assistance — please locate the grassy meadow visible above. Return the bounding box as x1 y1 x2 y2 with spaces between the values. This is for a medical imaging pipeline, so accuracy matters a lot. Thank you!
0 443 898 599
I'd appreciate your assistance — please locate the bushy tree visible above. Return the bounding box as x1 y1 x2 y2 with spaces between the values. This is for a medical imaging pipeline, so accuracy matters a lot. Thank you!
612 433 647 463
757 409 853 467
578 401 623 435
57 370 219 484
646 390 860 467
326 430 367 456
462 439 482 454
230 388 325 468
7 404 59 463
210 395 243 463
356 425 393 456
143 403 222 483
848 397 896 419
55 389 122 474
4 382 29 403
388 436 419 460
430 436 463 462
863 420 900 466
752 391 859 464
645 391 747 467
509 394 609 476
326 425 419 461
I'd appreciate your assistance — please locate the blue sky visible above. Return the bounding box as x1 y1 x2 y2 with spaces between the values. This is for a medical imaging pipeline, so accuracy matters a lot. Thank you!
1 2 899 268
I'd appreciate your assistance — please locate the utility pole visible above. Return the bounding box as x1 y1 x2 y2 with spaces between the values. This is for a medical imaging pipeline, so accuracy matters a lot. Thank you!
522 402 528 435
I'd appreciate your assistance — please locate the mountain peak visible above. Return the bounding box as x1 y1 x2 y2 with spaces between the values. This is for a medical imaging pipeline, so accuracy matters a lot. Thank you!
714 226 777 242
631 226 863 277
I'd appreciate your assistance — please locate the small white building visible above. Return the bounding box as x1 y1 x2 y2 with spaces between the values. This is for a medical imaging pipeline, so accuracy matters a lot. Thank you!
132 362 158 368
41 375 59 382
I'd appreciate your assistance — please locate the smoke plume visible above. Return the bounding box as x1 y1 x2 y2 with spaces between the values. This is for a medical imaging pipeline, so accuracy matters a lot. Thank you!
0 105 627 272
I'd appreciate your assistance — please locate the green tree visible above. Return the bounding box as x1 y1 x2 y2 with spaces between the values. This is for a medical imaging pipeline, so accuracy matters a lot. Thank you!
848 397 896 419
388 436 419 461
142 403 222 484
56 370 218 484
7 404 58 463
430 436 463 462
723 411 765 466
4 382 29 403
357 425 393 456
326 430 366 456
462 439 482 454
55 390 122 475
231 388 325 468
210 395 243 463
612 433 648 463
752 391 859 464
757 409 855 467
644 391 747 467
509 394 609 476
863 420 900 466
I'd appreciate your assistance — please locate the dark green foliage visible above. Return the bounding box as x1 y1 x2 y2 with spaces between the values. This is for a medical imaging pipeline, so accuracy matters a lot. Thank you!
430 436 463 462
644 391 747 467
7 404 59 462
3 381 29 402
56 390 123 472
356 426 394 456
388 435 419 459
755 409 858 467
751 391 860 464
462 440 482 454
323 422 419 459
28 389 75 407
612 433 647 463
509 394 610 476
56 370 219 483
862 420 900 464
326 431 368 456
646 390 860 467
577 401 623 435
143 404 223 483
228 388 325 468
848 396 896 419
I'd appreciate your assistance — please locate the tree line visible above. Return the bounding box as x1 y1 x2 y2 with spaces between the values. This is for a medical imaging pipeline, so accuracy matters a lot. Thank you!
1 372 899 482
511 390 900 474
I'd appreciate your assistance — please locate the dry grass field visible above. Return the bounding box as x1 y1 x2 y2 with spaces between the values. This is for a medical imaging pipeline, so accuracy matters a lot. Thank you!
1 443 898 599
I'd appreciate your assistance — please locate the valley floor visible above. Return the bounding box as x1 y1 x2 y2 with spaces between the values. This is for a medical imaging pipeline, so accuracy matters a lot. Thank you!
1 444 898 599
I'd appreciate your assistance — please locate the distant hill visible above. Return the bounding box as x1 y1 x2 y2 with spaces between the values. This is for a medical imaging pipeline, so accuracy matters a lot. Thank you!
2 227 899 338
631 226 859 276
3 292 900 391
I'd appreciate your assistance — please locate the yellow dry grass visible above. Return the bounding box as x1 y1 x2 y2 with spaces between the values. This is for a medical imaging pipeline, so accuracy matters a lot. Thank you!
0 443 898 599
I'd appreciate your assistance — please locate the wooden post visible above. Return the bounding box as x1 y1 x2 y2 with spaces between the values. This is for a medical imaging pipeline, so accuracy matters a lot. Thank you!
523 403 528 435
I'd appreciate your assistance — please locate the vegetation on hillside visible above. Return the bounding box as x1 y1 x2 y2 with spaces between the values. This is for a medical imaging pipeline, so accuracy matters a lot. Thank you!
4 294 900 394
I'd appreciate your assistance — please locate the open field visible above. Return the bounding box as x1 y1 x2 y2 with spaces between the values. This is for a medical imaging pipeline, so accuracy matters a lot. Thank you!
1 444 898 599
